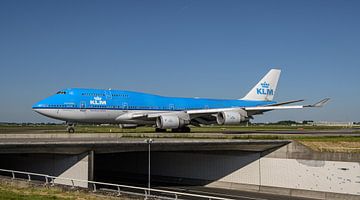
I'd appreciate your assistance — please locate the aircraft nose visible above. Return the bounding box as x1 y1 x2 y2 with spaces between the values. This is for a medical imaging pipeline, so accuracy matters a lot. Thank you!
32 99 48 113
32 101 44 109
32 98 56 117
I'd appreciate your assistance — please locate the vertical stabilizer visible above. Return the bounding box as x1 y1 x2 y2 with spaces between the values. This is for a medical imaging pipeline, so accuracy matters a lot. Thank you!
241 69 281 101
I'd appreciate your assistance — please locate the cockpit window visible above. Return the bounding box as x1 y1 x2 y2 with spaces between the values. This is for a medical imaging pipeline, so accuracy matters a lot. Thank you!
56 91 67 94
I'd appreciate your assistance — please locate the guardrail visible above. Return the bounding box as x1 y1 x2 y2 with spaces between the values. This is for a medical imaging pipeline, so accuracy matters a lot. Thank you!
0 168 234 200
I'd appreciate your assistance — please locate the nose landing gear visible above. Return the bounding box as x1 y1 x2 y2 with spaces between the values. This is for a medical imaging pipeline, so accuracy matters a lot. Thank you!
66 123 76 133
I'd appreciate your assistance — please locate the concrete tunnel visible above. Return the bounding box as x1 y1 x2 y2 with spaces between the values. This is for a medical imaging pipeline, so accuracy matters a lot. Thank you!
0 138 287 188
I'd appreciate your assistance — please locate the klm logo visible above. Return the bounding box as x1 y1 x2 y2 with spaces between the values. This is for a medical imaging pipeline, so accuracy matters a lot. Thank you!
90 96 107 105
256 82 273 96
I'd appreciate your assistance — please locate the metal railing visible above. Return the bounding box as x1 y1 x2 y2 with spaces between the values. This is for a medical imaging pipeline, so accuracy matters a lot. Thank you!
0 168 234 200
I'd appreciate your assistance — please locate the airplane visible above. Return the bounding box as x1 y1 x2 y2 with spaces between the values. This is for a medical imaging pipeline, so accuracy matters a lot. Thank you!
32 69 329 133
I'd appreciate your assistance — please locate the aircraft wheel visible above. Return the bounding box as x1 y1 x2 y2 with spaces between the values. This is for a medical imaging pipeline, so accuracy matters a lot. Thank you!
183 126 191 133
67 127 75 133
171 127 190 133
171 128 179 133
155 128 166 132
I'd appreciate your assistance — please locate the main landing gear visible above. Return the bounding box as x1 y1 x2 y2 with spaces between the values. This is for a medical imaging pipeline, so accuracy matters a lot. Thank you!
66 123 76 133
172 126 191 133
155 127 191 133
155 128 167 132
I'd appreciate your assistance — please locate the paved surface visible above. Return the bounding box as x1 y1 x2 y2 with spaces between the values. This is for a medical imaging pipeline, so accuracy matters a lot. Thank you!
156 186 316 200
0 129 358 154
0 127 360 138
0 134 290 154
98 184 317 200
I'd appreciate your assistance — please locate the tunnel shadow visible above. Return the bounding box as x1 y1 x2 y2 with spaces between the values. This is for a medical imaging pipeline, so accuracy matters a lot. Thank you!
94 149 277 188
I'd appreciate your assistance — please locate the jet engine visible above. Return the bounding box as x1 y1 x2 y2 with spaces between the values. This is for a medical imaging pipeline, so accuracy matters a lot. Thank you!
216 111 246 125
156 115 187 129
119 124 137 129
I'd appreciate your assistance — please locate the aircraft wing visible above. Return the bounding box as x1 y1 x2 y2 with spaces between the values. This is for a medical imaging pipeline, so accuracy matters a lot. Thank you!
244 98 330 116
186 98 330 125
264 99 304 107
186 98 329 114
116 98 330 125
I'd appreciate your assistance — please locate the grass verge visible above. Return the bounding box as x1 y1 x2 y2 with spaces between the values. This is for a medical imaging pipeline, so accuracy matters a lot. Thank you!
0 177 136 200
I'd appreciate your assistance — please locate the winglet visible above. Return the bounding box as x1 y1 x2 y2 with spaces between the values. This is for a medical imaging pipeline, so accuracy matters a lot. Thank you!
306 98 330 107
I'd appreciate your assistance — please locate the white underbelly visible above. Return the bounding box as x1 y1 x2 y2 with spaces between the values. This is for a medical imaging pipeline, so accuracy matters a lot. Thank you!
34 109 163 125
35 109 125 123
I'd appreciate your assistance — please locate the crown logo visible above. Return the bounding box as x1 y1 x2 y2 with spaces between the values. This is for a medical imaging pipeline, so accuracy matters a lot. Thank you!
260 82 270 88
94 96 102 101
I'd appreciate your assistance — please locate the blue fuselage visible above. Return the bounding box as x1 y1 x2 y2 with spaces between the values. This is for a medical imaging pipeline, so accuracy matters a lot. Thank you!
32 88 275 111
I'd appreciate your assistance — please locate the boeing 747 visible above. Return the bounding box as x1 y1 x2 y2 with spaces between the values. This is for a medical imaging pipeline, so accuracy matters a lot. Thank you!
32 69 329 133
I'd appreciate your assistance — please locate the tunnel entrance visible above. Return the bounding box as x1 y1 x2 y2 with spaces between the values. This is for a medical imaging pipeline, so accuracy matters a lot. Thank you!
94 150 261 188
0 138 289 190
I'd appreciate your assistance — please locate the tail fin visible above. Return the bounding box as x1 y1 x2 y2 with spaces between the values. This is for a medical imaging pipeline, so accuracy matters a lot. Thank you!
241 69 281 101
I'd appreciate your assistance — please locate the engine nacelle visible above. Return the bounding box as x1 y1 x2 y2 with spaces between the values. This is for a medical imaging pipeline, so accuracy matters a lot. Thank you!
156 115 187 129
119 124 137 129
216 111 246 125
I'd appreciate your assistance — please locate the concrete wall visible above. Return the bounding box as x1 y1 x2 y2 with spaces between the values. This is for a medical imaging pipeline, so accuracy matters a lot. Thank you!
206 157 360 199
259 158 360 195
0 152 92 188
53 152 90 188
152 153 359 196
95 149 360 198
0 140 358 199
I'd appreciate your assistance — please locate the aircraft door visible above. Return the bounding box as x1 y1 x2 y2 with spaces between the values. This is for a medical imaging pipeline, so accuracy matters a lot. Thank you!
80 101 86 112
105 90 112 100
122 102 128 111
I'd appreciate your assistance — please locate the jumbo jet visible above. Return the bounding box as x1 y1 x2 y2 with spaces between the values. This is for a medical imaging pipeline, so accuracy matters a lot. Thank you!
32 69 329 133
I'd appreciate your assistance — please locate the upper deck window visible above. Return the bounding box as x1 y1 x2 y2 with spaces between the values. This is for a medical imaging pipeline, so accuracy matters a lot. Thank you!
111 94 129 98
81 93 104 96
56 91 66 95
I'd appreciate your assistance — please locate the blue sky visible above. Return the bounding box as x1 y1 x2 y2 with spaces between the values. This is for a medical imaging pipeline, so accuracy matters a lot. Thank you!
0 0 359 123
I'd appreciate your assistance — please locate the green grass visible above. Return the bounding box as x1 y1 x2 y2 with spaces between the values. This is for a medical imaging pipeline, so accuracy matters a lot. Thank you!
0 189 66 200
298 138 360 153
0 180 128 200
296 136 360 142
0 182 72 200
0 125 64 133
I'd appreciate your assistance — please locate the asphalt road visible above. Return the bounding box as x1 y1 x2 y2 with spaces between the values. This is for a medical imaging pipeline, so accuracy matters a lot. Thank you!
98 184 317 200
155 186 316 200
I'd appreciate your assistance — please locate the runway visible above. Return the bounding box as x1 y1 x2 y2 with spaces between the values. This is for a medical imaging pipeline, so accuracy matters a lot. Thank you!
1 127 360 136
